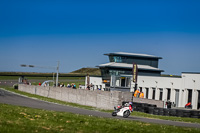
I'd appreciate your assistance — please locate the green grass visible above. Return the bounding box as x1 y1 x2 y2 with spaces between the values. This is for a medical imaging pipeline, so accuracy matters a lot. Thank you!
0 76 20 80
0 103 199 133
0 76 85 81
0 76 85 87
131 111 200 124
1 86 200 125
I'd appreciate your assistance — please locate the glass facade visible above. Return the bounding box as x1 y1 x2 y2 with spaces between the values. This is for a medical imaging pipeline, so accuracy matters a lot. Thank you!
109 56 125 63
111 76 131 88
101 68 132 78
109 55 159 68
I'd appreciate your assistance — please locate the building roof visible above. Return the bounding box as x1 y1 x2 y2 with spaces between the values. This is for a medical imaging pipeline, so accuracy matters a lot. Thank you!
104 52 162 59
97 62 164 72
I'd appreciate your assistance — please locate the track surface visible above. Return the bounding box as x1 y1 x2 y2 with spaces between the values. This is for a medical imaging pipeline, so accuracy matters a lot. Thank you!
0 88 200 129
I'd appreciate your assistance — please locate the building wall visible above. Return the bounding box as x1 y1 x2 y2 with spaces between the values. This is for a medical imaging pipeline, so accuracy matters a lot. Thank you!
88 73 200 110
137 76 182 108
132 74 200 109
181 73 200 109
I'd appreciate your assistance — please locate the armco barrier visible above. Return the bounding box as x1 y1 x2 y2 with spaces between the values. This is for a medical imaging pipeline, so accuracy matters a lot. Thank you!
18 84 164 110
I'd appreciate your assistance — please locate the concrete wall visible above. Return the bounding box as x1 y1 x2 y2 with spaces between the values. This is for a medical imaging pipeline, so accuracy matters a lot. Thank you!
19 84 164 109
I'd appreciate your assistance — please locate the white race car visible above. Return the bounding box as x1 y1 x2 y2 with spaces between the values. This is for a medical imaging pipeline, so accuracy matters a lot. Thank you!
112 102 133 118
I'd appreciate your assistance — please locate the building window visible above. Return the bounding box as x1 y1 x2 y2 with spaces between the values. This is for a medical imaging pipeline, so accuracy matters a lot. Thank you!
198 91 200 109
111 76 131 88
152 88 156 100
145 88 149 99
175 89 180 107
167 88 171 100
114 56 122 63
121 77 125 87
139 87 142 93
188 89 192 103
159 88 163 100
126 77 131 87
109 70 125 76
100 85 102 90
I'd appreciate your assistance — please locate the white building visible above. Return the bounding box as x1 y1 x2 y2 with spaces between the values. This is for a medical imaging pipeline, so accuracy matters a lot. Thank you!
86 52 200 109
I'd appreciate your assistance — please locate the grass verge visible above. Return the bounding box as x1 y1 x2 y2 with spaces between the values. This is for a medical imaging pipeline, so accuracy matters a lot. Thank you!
0 103 200 133
0 76 85 81
1 85 200 125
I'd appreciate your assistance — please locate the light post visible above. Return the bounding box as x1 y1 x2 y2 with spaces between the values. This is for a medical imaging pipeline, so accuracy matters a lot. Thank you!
56 61 59 87
21 62 59 87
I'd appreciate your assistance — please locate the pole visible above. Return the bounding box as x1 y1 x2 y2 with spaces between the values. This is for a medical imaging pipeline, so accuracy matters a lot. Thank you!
132 62 138 102
56 61 59 87
131 91 134 102
135 83 138 91
53 73 54 82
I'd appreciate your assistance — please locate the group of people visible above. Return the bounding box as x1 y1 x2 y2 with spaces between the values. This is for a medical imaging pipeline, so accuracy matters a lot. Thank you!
38 82 78 89
134 89 144 98
59 83 77 89
86 83 94 90
66 83 77 89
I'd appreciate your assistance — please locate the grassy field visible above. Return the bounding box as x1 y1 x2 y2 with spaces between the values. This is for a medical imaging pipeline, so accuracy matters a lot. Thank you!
2 86 200 125
0 68 101 77
0 103 200 133
0 76 85 88
0 76 85 81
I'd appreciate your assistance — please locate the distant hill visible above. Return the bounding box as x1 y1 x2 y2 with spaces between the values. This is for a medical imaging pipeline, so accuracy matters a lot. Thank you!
69 68 101 76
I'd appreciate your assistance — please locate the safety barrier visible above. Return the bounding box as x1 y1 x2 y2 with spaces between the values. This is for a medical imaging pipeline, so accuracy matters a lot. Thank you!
131 102 200 118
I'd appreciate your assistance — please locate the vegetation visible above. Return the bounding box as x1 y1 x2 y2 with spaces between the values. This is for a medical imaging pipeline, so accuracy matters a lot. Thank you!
132 111 200 124
0 72 79 77
0 103 200 133
69 67 101 76
0 76 84 81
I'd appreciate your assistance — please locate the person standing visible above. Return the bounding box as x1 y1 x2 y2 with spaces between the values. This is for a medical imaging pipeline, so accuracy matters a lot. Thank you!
139 92 144 98
134 89 140 97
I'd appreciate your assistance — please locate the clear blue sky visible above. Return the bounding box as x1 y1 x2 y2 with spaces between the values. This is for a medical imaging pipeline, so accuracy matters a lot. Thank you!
0 0 200 75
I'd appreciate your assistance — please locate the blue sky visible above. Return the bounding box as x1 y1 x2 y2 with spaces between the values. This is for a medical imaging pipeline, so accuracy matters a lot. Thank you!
0 0 200 75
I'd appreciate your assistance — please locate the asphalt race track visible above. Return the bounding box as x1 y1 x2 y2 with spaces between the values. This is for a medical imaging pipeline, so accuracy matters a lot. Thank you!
0 88 200 129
